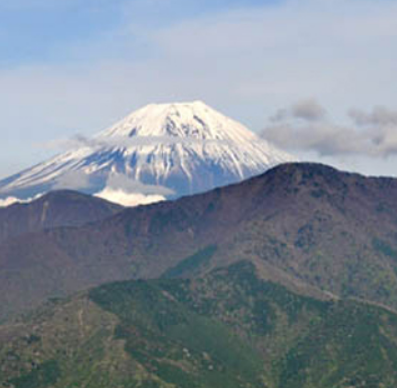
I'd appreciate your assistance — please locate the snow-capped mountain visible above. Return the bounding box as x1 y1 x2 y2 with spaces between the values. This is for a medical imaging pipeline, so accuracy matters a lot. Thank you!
0 101 295 206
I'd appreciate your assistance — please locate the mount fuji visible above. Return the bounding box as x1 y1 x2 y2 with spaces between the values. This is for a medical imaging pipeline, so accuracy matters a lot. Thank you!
0 101 295 206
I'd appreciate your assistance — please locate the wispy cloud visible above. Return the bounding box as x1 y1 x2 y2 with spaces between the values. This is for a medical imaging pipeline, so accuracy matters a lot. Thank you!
38 133 230 152
53 170 92 190
38 135 97 151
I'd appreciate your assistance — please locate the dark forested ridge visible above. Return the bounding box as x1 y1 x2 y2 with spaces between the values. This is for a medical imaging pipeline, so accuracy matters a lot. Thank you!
3 163 397 321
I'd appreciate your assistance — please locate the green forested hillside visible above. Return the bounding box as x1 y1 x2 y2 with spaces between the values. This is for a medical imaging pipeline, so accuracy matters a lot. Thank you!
2 262 397 388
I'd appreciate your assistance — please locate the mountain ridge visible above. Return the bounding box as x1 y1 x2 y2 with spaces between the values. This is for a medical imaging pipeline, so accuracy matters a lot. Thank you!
2 162 397 322
0 190 122 245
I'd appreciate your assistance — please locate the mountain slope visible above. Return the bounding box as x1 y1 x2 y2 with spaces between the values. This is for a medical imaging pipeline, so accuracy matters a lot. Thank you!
0 101 294 205
2 262 397 388
3 163 397 321
0 190 122 245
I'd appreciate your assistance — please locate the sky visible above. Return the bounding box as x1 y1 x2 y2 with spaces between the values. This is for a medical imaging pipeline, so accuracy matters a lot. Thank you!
1 0 397 179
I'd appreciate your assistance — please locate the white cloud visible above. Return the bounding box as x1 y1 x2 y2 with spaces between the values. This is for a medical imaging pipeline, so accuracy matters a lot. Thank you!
92 172 173 206
0 193 43 207
0 197 21 207
94 172 173 206
104 173 175 196
95 188 165 207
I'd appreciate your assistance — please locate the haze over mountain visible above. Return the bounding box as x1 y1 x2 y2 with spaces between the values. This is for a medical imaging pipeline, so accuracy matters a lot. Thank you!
2 163 397 322
0 101 294 207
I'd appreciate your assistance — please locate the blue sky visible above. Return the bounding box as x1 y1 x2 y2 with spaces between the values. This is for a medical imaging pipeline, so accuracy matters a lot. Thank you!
0 0 276 67
1 0 397 178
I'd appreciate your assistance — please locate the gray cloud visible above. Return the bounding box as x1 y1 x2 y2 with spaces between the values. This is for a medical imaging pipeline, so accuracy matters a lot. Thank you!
349 106 397 127
263 102 397 158
263 123 368 157
271 99 327 123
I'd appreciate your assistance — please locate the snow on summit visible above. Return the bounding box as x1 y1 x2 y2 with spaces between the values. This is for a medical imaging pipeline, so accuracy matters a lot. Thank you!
101 101 258 141
0 101 295 207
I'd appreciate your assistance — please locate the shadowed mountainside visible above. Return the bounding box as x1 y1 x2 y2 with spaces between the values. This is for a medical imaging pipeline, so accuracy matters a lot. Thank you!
2 163 397 321
0 190 122 245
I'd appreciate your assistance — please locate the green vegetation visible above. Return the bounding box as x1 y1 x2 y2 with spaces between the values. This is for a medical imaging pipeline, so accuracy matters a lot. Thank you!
8 360 60 388
373 237 397 261
161 245 217 278
276 302 397 387
2 261 397 387
90 269 265 388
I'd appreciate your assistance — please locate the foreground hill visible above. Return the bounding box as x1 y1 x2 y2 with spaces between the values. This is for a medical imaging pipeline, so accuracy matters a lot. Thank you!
0 190 122 245
3 163 397 321
1 262 397 388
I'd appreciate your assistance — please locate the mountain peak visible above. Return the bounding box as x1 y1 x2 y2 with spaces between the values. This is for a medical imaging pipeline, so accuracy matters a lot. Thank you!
265 162 343 180
0 101 295 206
99 100 257 142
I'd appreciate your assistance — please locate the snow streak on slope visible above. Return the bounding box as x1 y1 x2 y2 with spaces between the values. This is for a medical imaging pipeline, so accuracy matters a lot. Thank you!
0 101 295 206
